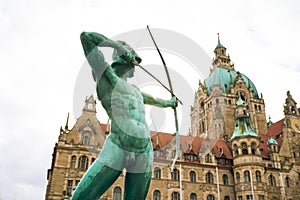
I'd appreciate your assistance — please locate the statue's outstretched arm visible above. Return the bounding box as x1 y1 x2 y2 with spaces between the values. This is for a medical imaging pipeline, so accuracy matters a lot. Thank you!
142 92 177 108
80 32 126 82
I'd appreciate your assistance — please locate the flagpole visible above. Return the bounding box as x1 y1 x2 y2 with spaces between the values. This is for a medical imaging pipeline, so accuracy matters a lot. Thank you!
249 170 255 200
216 167 220 200
279 173 286 200
180 164 183 200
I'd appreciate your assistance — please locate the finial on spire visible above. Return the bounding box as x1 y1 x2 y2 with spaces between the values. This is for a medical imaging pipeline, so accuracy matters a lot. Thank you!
216 33 224 48
65 112 69 130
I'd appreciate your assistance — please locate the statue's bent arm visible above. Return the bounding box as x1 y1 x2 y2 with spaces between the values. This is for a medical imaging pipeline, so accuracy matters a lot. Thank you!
80 32 125 85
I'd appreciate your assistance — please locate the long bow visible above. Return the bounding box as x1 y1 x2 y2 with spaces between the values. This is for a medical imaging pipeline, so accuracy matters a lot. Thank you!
146 26 180 172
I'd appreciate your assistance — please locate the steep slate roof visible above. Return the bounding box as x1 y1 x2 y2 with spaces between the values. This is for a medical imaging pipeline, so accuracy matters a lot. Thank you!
259 119 284 159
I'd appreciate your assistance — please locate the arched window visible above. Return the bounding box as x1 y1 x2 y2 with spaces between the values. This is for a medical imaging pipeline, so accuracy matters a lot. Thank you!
256 171 261 182
222 174 228 185
91 157 96 165
153 190 160 200
207 194 215 200
251 142 256 155
236 172 240 183
172 192 180 200
206 172 214 184
285 176 291 187
216 98 219 105
224 196 230 200
268 174 276 186
172 169 179 181
233 144 238 156
244 170 250 182
241 142 248 155
154 167 161 179
200 101 204 109
113 187 121 200
205 154 212 163
78 156 88 170
190 171 196 183
70 156 76 168
190 193 197 200
83 135 90 145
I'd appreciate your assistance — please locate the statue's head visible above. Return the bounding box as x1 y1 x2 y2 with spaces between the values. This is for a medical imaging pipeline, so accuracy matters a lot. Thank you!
112 41 141 78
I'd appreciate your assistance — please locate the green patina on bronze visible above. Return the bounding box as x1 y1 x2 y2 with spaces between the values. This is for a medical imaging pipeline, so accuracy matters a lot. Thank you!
71 32 177 200
230 97 259 141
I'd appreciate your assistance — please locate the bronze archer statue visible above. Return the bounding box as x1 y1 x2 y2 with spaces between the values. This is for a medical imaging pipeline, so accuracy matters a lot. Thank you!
71 32 177 200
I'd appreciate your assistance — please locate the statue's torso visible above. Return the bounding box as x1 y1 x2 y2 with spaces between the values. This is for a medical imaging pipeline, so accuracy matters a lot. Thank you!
97 74 151 151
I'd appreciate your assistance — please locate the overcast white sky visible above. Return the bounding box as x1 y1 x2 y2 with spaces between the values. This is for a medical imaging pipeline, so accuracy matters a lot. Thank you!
0 0 300 199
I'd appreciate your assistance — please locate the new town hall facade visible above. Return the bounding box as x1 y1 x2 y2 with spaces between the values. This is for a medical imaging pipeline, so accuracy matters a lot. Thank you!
45 37 300 200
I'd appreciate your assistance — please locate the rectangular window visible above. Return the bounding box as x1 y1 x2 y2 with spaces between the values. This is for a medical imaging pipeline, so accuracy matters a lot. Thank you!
258 195 265 200
67 180 73 195
246 195 253 200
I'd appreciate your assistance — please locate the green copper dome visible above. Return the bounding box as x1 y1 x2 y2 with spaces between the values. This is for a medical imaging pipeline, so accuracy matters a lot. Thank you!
205 68 259 99
267 137 278 145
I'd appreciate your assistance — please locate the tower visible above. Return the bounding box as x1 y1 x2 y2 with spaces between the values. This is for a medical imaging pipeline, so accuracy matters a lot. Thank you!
230 95 266 200
191 35 268 139
282 91 300 164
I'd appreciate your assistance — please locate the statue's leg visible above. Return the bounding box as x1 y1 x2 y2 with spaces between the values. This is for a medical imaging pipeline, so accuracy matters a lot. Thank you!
72 135 125 200
123 144 153 200
124 171 152 200
71 161 121 200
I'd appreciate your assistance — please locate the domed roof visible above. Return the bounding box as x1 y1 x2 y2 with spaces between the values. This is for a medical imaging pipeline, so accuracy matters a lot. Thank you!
205 67 259 99
267 137 278 145
229 118 259 141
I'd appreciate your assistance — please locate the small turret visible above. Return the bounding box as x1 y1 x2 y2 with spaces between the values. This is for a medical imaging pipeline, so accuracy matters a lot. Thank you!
284 91 299 116
212 33 234 71
230 94 258 141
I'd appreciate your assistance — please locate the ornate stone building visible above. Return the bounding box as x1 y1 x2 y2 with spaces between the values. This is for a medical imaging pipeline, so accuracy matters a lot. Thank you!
45 38 300 200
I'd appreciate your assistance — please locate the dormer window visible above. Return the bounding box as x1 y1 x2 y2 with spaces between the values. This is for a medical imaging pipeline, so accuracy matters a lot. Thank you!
205 154 212 163
83 136 90 145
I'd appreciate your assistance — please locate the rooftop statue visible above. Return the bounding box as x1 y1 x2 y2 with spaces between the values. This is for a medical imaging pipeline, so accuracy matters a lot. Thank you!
71 32 177 200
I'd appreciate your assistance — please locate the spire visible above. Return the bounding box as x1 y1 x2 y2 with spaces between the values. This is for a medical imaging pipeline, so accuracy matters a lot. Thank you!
65 112 69 130
267 115 273 127
212 33 233 70
216 33 224 48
